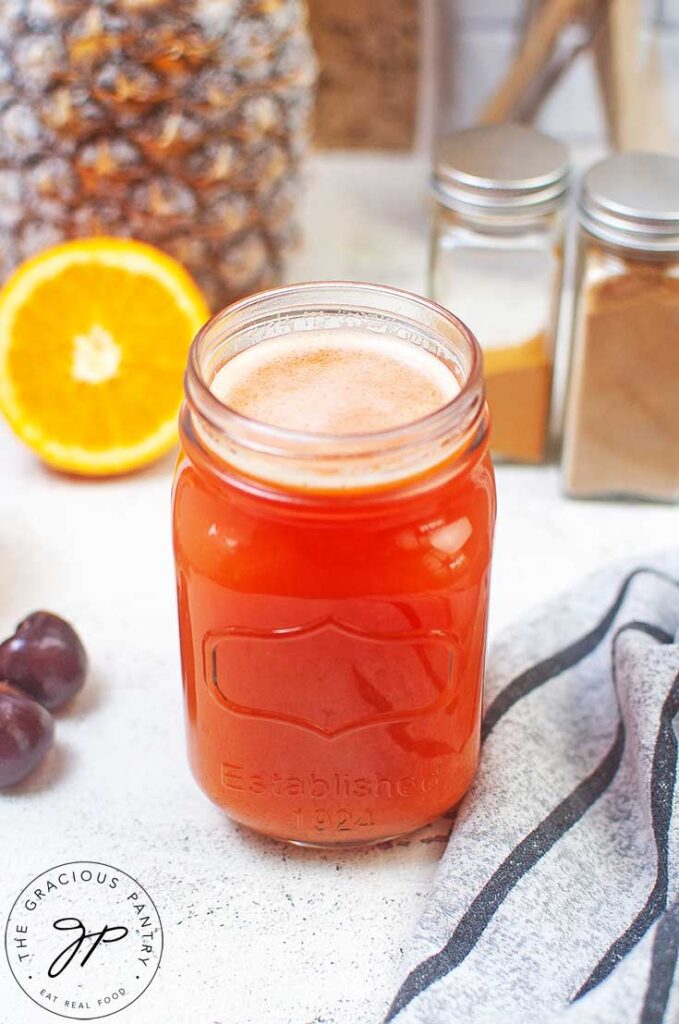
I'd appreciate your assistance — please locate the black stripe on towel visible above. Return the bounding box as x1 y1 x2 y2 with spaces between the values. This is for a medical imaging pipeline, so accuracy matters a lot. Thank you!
575 664 679 1000
638 899 679 1024
385 724 625 1023
482 568 677 742
385 569 678 1023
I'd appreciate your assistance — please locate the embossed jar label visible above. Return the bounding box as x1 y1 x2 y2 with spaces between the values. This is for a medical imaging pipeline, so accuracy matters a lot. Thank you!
203 616 457 738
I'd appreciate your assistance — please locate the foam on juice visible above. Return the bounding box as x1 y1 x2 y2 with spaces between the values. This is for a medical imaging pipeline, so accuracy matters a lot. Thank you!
210 328 460 435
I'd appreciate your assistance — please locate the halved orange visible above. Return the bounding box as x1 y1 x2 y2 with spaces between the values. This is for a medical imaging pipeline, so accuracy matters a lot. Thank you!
0 238 210 475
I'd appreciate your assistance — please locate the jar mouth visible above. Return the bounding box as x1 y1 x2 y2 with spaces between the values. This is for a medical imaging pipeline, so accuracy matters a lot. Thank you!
185 281 485 480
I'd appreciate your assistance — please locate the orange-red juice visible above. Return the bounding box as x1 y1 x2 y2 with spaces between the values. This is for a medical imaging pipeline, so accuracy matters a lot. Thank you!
173 284 495 846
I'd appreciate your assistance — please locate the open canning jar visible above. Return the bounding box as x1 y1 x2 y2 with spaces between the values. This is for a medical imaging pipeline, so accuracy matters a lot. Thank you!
172 282 496 846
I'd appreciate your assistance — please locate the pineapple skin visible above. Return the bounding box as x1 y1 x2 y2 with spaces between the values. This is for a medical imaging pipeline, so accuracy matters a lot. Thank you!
0 0 316 309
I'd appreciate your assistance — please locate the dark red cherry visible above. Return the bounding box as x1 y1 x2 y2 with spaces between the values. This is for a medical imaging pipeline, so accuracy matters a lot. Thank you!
0 683 55 787
0 611 87 711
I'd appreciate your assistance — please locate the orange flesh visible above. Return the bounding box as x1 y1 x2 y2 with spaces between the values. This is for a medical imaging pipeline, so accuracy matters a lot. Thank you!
0 239 210 475
8 265 194 449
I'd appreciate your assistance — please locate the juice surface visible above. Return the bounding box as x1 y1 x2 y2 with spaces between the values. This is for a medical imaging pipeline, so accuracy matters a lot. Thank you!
211 328 459 436
173 329 495 845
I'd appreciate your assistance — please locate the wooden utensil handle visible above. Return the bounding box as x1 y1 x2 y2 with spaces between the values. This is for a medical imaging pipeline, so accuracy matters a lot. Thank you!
479 0 586 124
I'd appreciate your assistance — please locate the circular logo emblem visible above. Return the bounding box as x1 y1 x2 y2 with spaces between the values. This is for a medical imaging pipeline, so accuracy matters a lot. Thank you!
4 861 163 1020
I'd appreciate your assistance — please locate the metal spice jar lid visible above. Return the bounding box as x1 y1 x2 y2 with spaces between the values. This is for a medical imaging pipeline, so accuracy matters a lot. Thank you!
431 123 570 216
579 152 679 253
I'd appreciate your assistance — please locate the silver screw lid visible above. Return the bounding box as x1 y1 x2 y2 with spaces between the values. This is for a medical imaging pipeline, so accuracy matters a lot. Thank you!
579 152 679 253
431 123 570 216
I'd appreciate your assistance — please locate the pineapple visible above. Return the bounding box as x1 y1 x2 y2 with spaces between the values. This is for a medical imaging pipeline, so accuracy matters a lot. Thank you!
0 0 316 309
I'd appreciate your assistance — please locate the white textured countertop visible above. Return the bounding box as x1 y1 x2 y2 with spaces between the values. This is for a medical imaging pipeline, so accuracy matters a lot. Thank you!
0 153 675 1024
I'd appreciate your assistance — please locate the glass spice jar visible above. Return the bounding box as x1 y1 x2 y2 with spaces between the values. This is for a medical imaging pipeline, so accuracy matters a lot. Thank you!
429 123 570 463
172 282 496 847
563 153 679 502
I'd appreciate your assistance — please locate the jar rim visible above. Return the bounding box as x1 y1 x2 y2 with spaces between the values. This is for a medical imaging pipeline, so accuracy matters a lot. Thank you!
186 278 483 450
184 281 486 490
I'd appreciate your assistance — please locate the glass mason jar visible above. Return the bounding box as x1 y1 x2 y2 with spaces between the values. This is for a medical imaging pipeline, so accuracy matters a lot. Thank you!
172 282 496 847
563 152 679 502
429 124 570 464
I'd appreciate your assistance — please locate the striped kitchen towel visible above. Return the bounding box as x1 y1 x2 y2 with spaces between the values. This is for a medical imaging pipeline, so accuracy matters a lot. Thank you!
386 556 679 1024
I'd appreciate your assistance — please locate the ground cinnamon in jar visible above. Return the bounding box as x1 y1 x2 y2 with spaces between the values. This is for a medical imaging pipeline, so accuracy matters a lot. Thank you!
563 153 679 501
